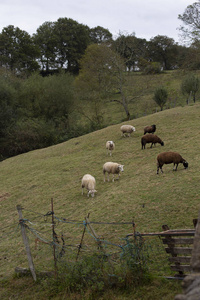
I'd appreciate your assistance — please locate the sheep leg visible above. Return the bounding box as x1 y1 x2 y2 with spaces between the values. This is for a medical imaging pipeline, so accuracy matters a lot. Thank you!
107 173 110 182
112 174 115 182
173 163 178 171
150 143 153 148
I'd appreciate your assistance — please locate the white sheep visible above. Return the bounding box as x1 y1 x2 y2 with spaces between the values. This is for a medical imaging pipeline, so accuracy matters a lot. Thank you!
81 174 97 197
106 141 115 156
103 162 124 182
120 125 136 137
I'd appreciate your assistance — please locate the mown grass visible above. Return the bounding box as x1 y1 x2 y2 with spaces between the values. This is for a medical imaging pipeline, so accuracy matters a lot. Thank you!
0 100 200 299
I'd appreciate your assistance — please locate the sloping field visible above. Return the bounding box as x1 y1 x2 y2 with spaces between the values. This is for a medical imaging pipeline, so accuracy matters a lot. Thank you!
0 103 200 298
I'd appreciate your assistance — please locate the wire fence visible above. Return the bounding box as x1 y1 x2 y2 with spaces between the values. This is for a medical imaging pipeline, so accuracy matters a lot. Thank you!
1 203 181 282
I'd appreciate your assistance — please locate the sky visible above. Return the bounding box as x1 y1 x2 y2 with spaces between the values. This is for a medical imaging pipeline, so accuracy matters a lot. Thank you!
0 0 196 43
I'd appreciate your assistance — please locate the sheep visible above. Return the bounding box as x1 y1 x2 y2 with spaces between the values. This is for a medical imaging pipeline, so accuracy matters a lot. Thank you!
144 124 156 135
103 162 124 182
157 152 188 174
120 125 136 137
81 174 97 197
141 134 164 149
106 141 115 156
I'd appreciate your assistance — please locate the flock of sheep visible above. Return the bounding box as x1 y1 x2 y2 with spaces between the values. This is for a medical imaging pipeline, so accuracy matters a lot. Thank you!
81 124 188 198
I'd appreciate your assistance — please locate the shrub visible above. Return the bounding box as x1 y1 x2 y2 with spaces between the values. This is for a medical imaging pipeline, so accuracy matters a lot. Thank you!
153 87 168 111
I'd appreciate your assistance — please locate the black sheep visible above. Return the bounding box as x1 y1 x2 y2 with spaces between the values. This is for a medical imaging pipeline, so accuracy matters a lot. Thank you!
144 124 156 135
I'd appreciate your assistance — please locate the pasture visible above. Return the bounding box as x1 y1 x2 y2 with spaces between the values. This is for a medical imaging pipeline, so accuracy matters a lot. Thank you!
0 103 200 299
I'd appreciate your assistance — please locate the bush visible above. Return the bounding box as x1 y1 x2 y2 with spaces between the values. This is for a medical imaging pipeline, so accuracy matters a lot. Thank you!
0 118 59 159
153 87 168 111
143 62 162 75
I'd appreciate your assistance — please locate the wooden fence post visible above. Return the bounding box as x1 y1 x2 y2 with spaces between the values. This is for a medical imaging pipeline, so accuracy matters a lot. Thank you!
51 198 58 277
16 205 37 281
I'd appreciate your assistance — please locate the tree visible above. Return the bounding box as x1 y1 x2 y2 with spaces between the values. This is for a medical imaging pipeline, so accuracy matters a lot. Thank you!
53 18 90 74
33 22 57 73
0 25 40 75
76 43 133 121
181 73 200 104
148 35 178 70
153 87 168 111
113 33 148 72
178 1 200 44
19 72 74 123
89 26 113 44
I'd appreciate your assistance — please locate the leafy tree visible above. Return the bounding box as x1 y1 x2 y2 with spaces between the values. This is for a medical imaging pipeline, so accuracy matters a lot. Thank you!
89 26 113 44
113 33 148 72
53 18 90 74
0 25 40 75
178 1 200 44
181 73 200 104
153 87 168 111
33 22 57 73
76 43 134 120
148 35 178 70
19 72 74 123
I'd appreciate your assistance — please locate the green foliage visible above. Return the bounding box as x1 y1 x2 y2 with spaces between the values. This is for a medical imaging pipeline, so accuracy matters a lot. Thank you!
153 86 168 110
148 35 178 70
45 239 150 297
0 118 59 158
142 61 162 74
0 25 40 75
181 73 200 103
89 26 113 44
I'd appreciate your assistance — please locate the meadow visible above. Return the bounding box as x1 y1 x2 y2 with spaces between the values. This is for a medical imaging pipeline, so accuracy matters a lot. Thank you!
0 100 200 299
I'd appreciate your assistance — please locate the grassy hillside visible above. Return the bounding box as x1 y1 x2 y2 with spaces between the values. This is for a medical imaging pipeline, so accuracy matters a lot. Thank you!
1 103 200 299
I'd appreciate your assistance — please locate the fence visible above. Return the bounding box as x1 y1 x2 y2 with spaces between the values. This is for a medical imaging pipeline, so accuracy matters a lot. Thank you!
0 200 196 282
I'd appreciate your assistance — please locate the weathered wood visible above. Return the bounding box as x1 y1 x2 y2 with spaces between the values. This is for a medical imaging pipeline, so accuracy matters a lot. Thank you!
126 230 195 238
170 265 191 272
162 225 184 276
190 211 200 272
162 238 194 245
168 257 191 264
165 247 193 255
16 205 37 281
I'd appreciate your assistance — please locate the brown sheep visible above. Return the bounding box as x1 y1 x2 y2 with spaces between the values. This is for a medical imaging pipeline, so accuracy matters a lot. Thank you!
144 124 156 135
157 152 188 174
141 134 164 149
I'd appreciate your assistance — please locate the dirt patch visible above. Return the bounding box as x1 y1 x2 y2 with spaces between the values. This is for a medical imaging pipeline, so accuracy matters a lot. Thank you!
0 193 10 201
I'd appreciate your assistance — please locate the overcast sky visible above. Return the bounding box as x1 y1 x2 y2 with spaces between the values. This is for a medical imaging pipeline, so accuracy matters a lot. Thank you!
0 0 195 43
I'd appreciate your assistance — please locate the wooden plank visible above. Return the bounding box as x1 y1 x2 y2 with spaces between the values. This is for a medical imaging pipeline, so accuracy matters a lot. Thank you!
190 212 200 272
165 247 193 255
162 238 194 245
170 265 191 272
168 256 191 264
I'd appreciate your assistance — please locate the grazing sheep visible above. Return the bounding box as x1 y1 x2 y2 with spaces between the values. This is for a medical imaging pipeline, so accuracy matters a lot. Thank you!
144 124 156 135
106 141 115 156
81 174 97 197
141 134 164 149
120 125 136 137
157 152 188 174
103 162 124 182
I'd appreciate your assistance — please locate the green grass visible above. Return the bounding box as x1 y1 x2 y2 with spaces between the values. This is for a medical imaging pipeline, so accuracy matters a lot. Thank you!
1 102 200 299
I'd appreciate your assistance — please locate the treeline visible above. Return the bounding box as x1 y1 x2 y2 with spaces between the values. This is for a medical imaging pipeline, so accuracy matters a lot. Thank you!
0 18 199 76
0 18 200 160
